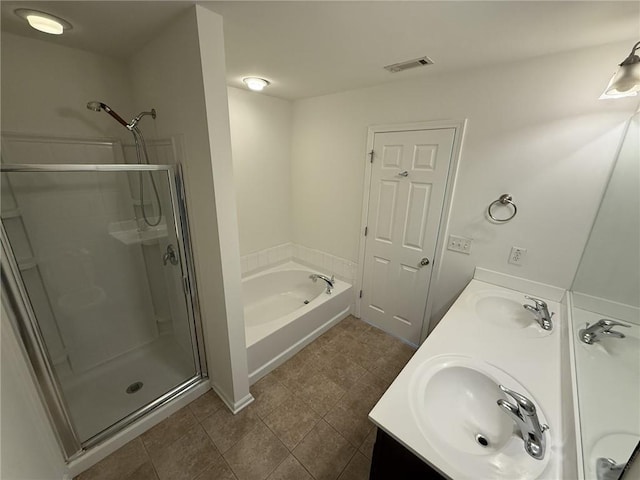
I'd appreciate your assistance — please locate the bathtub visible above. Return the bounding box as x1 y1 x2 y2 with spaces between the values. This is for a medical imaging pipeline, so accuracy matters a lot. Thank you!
243 261 353 383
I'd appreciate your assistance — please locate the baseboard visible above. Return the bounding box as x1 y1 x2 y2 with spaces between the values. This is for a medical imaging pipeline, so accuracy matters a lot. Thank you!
209 381 255 414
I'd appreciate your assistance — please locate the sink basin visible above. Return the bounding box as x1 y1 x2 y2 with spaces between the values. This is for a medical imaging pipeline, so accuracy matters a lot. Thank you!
471 290 553 338
409 355 551 479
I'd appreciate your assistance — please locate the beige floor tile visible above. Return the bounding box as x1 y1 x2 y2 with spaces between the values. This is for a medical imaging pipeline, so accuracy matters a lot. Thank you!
262 395 321 450
266 455 313 480
194 460 238 480
293 420 355 480
150 425 219 480
338 372 387 414
342 339 379 370
201 404 264 453
77 438 149 480
324 403 374 447
223 422 289 480
358 428 377 459
368 358 404 386
335 316 368 335
337 452 371 480
188 389 226 422
250 373 292 419
296 372 346 416
124 462 159 480
321 353 367 390
141 407 198 457
271 353 324 391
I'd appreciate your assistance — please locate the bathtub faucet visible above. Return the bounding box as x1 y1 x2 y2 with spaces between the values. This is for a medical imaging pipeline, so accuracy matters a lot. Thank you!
310 273 335 294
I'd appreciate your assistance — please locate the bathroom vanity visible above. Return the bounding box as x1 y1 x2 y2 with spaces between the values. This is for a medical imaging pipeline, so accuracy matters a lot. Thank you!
369 272 567 480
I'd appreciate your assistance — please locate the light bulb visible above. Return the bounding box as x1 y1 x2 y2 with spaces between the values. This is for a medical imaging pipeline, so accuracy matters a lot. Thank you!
243 77 270 91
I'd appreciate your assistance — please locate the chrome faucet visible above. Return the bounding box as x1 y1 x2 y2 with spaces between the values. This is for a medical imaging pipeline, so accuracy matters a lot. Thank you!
523 296 553 331
579 319 630 345
309 273 335 294
497 385 548 460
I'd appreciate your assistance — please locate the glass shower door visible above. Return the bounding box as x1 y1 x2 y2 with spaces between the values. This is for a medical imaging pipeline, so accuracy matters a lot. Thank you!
0 164 205 455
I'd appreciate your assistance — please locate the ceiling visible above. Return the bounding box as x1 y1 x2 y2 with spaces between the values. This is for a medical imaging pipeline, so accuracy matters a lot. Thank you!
1 1 638 100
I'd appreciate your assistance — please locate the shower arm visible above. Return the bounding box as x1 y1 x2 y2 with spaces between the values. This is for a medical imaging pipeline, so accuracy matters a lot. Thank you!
101 104 130 129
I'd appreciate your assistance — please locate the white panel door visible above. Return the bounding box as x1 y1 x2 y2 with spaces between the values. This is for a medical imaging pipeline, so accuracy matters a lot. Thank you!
361 128 455 344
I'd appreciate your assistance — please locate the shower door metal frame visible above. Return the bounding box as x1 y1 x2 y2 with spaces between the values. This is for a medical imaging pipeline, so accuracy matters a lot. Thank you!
0 163 208 460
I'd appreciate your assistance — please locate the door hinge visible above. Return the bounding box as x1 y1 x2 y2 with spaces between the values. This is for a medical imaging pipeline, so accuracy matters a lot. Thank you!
359 290 363 298
369 150 375 163
182 276 189 295
364 226 368 236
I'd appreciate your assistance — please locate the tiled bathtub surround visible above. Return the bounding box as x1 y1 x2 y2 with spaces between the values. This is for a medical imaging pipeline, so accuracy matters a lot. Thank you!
75 316 416 480
241 244 358 284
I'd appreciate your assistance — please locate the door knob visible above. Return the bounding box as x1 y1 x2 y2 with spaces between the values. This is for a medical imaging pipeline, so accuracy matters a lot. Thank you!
420 257 430 267
398 171 409 177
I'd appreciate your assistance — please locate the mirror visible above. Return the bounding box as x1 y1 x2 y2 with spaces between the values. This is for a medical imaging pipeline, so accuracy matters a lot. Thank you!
571 111 639 480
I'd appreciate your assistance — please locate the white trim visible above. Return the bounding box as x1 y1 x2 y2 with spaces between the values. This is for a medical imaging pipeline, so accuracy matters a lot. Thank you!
565 293 585 480
209 381 254 414
355 120 467 346
473 267 566 301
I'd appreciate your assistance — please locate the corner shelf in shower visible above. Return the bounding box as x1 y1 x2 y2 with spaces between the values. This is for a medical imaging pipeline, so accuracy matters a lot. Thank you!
108 220 168 246
1 208 21 219
17 257 38 271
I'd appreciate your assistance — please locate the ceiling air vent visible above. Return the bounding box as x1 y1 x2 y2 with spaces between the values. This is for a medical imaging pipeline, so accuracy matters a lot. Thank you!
384 56 434 73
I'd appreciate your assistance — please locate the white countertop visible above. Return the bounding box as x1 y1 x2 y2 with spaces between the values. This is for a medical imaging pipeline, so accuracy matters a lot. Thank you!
369 278 566 479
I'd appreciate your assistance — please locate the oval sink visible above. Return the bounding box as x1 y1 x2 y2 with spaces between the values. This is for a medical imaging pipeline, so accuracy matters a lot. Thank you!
409 355 551 479
471 291 552 337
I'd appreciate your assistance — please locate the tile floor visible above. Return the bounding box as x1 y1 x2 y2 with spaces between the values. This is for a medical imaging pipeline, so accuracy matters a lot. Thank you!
76 315 416 480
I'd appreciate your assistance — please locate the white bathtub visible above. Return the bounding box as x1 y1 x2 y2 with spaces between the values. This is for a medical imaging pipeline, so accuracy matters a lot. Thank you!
243 261 353 383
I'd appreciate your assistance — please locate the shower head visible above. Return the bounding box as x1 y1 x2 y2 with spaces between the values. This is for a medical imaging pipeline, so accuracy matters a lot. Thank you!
86 101 102 112
86 101 130 129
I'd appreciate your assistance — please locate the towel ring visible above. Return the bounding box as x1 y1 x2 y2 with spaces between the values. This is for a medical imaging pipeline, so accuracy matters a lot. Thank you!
488 194 517 222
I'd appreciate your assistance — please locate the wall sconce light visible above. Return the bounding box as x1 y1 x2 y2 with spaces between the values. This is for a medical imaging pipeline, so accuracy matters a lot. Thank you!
15 9 72 35
601 41 640 99
243 77 270 92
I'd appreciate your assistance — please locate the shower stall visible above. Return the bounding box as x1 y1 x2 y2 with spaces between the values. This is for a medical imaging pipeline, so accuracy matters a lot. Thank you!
0 147 207 459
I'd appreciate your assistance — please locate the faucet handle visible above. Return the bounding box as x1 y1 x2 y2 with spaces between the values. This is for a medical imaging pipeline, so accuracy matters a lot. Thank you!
597 319 631 330
499 385 536 416
524 296 547 309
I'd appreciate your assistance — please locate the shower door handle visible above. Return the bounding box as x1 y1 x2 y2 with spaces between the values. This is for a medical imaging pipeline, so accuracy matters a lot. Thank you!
163 244 179 266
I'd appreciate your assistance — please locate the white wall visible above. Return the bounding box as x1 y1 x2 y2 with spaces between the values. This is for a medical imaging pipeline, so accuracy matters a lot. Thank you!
129 6 251 409
290 41 638 329
228 87 293 255
1 305 66 479
0 32 132 141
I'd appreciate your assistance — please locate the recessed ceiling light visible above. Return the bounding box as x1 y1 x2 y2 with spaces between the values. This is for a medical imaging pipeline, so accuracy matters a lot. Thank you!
15 9 72 35
243 77 270 92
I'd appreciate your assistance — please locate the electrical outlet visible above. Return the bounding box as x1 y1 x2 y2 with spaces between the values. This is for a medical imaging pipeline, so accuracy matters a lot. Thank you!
509 246 527 265
448 235 472 254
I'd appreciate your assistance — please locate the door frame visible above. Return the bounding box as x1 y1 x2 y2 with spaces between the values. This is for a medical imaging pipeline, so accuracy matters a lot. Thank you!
355 119 467 344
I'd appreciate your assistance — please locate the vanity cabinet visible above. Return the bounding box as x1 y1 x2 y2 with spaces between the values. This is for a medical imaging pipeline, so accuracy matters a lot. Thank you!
370 429 445 479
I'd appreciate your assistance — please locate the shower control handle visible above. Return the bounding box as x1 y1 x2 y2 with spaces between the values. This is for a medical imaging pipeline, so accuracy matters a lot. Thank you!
163 244 179 266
